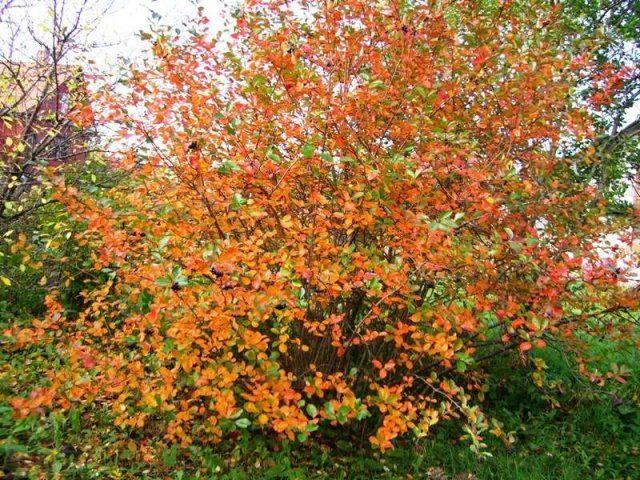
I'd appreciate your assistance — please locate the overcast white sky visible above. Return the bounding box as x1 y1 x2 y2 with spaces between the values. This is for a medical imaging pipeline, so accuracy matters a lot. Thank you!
87 0 225 70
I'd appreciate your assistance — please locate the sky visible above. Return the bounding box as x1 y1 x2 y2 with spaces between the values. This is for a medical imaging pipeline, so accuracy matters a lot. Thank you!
91 0 225 69
102 0 218 39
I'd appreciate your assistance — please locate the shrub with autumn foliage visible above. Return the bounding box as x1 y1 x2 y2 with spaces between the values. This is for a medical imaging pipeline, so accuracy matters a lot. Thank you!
8 0 640 453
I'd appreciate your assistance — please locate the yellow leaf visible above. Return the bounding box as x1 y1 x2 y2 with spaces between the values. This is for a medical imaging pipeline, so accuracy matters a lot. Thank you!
0 276 11 286
280 215 294 229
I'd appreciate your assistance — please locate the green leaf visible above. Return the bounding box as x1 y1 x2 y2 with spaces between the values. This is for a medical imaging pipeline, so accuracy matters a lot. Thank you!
228 409 243 420
158 236 170 249
508 241 522 253
155 277 172 287
235 418 251 429
217 160 241 174
324 402 334 416
369 79 385 90
306 404 318 418
301 144 315 158
230 193 247 211
504 227 514 240
267 149 281 161
356 409 370 420
337 405 351 424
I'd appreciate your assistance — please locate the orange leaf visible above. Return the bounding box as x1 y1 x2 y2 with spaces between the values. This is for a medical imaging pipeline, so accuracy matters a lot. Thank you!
519 342 532 352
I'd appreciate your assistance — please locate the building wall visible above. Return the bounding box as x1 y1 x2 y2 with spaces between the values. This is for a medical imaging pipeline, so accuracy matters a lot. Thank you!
0 78 88 172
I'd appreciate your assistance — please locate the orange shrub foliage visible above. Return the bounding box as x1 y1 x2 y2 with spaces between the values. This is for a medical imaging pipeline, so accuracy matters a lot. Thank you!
12 0 640 451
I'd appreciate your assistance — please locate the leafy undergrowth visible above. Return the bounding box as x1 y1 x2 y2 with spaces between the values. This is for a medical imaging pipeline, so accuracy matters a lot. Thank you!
2 336 639 480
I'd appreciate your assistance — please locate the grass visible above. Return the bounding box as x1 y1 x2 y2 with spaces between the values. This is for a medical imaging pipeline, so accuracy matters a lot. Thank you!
2 398 638 480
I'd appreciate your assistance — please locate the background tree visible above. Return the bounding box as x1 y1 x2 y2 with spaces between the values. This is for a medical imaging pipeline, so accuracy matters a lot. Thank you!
0 0 112 224
562 0 640 207
0 0 117 315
